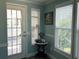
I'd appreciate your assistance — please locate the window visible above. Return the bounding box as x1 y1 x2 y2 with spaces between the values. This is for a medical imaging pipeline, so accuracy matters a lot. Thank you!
77 3 79 30
7 4 22 56
75 2 79 57
55 5 73 54
31 8 40 45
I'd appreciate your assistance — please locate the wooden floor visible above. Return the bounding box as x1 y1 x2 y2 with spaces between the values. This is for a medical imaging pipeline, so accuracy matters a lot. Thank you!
22 52 51 59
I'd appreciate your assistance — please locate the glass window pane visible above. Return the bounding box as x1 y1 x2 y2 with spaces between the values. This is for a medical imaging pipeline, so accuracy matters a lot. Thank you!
17 45 21 53
77 3 79 30
31 10 40 17
12 46 17 54
32 28 38 39
55 29 71 54
8 39 12 46
31 17 39 40
7 9 11 18
12 19 16 27
17 37 21 44
17 20 21 27
17 10 21 18
7 19 11 27
12 29 16 36
13 37 17 45
12 10 16 18
32 17 39 27
31 9 40 45
7 28 12 37
55 5 73 54
56 5 72 28
17 29 21 36
8 47 12 55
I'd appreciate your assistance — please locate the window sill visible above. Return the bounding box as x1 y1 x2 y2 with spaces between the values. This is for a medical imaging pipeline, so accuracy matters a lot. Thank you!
54 48 72 59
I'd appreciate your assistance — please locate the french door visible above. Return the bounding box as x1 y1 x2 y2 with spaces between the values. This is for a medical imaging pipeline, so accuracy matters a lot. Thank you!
7 3 26 59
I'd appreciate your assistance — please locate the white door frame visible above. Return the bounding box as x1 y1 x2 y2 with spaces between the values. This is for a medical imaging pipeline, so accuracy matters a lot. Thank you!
7 3 27 59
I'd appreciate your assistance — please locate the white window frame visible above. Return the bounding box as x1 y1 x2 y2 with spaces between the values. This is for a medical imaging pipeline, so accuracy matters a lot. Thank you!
54 2 73 58
31 8 40 45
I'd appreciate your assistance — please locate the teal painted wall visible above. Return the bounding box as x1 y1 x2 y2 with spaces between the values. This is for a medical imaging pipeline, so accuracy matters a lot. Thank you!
0 0 7 59
44 0 72 59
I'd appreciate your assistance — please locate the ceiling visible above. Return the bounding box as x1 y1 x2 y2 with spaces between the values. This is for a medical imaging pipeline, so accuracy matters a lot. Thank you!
31 0 52 3
18 0 54 5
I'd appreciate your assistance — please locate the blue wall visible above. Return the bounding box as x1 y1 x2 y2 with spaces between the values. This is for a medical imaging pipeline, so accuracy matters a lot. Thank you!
0 0 76 59
0 0 7 59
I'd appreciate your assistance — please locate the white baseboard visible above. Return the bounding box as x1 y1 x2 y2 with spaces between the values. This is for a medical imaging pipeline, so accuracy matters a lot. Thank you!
47 53 56 59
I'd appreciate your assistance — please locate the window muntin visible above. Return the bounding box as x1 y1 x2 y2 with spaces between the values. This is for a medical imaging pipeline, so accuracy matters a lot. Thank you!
31 9 40 45
55 5 73 54
7 8 22 56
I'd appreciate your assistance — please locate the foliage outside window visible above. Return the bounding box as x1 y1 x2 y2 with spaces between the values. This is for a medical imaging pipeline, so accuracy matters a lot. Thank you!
55 5 73 54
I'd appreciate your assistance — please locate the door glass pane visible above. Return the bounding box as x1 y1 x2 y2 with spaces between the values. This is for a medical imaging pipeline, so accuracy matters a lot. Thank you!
17 45 21 53
12 19 16 27
31 17 39 44
31 10 40 17
32 17 39 26
31 9 40 45
17 20 21 27
12 10 16 18
17 38 21 44
12 29 16 36
8 47 12 55
8 39 12 46
7 28 12 37
13 37 17 45
7 9 11 18
7 19 11 27
17 29 21 36
17 10 21 18
8 37 12 46
13 46 17 54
